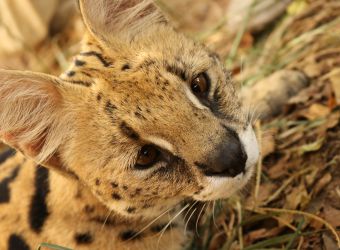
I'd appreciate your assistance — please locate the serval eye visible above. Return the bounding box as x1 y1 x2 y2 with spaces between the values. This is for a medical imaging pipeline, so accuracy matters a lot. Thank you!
135 145 160 169
191 73 210 96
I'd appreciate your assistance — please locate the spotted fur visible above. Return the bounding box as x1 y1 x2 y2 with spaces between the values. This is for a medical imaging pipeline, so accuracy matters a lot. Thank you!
0 1 259 249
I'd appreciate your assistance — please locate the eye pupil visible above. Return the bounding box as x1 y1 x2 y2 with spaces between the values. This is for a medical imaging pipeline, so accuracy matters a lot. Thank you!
191 73 209 96
192 83 201 93
136 145 159 169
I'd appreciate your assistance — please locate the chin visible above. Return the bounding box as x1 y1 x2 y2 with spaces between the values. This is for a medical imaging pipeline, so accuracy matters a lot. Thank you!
192 164 255 201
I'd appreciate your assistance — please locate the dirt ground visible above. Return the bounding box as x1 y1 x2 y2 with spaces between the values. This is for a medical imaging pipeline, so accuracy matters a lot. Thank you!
0 0 339 249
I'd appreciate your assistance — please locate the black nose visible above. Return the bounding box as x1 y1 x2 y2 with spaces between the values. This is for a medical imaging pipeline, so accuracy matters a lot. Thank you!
197 132 247 177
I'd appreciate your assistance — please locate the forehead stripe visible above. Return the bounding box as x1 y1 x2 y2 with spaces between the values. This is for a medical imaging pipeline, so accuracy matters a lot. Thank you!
120 122 140 140
80 51 112 67
166 64 187 81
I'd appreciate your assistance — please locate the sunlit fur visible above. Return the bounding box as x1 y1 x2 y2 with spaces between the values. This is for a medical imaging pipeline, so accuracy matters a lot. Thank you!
0 1 259 249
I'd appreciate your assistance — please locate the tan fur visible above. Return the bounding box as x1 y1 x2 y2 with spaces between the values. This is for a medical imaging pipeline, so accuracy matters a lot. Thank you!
0 1 259 249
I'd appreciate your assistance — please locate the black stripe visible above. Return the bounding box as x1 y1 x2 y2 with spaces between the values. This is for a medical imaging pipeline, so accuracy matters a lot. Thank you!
62 79 92 87
165 64 187 81
75 59 86 67
0 148 16 165
8 234 30 250
120 122 140 140
74 232 93 245
80 51 112 67
0 166 20 203
29 166 50 233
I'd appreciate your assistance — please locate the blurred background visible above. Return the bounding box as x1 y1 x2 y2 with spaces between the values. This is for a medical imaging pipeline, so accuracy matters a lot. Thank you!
0 0 339 249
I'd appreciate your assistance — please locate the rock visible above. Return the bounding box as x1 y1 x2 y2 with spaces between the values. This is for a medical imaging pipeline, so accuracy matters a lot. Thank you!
241 70 309 119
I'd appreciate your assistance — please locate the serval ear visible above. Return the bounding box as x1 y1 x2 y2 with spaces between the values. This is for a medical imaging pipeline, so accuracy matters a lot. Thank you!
0 70 77 179
78 0 167 43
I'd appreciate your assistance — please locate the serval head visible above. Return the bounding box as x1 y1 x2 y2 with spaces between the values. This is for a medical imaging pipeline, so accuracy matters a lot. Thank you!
0 0 259 218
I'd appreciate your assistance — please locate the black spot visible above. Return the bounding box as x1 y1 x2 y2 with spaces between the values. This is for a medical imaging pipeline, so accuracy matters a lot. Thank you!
151 223 177 233
134 111 145 120
8 234 30 250
97 93 102 101
165 64 186 81
75 59 86 67
0 166 20 203
105 101 117 115
105 101 117 122
29 166 50 233
122 185 128 190
80 51 112 67
84 205 95 214
126 207 136 213
120 230 140 241
194 162 208 170
66 71 76 77
74 232 93 245
112 193 122 200
111 182 119 188
138 59 156 69
121 64 131 71
95 179 101 186
0 148 16 165
120 122 140 140
142 204 153 209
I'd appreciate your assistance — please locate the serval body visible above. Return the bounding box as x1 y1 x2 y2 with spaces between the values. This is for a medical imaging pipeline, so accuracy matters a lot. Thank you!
0 0 259 249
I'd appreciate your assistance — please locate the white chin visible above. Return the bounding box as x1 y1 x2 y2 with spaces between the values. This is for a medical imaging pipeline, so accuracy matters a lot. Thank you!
193 125 259 201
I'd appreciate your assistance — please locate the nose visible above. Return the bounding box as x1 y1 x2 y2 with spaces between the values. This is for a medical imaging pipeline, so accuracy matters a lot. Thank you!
199 132 247 177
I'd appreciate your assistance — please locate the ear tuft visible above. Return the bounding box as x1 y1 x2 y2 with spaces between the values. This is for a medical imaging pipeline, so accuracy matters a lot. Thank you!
0 70 71 163
79 0 167 42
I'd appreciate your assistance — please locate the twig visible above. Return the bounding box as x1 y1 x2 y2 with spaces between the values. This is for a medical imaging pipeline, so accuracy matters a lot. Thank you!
256 207 340 248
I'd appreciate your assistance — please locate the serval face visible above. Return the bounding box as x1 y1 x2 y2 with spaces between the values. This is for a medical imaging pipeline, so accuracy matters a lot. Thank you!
0 0 259 219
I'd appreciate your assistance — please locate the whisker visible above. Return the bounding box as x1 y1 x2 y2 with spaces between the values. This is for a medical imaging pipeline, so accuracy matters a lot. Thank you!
183 200 198 222
157 204 190 246
100 209 113 231
184 207 197 234
129 206 174 241
195 203 207 236
212 200 218 229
